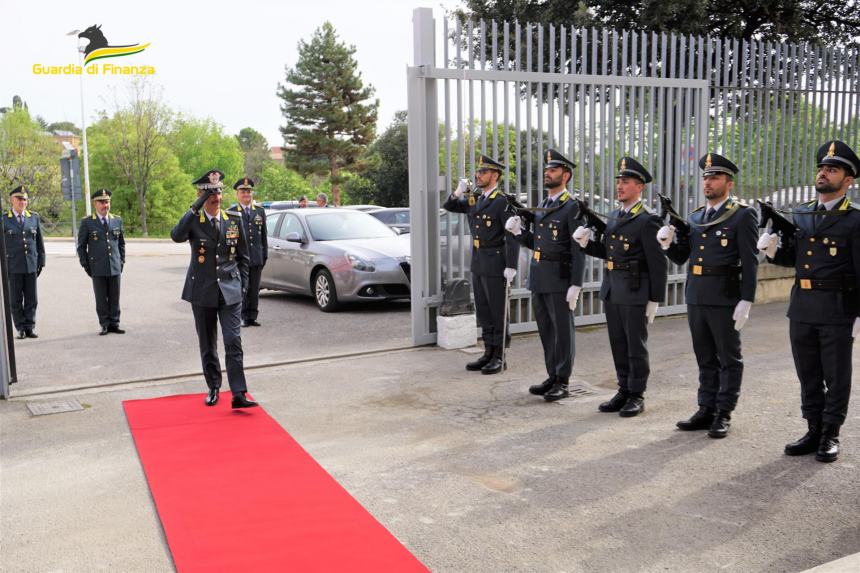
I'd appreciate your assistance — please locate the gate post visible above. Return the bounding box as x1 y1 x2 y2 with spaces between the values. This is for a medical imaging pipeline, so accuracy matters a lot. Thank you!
408 7 441 345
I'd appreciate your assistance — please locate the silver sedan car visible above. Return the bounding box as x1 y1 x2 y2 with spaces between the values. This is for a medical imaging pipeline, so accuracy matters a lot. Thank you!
260 208 411 311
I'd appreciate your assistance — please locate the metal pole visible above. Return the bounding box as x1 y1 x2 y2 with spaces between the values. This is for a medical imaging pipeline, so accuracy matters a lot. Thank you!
0 197 18 399
78 44 92 217
70 156 78 244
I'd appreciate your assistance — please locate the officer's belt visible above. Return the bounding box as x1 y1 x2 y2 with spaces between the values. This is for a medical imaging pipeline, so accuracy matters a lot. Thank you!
605 260 648 274
690 264 741 277
532 251 569 263
472 239 505 249
795 276 856 291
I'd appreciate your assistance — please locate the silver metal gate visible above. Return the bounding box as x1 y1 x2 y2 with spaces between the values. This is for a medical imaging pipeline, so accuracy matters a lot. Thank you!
407 8 708 345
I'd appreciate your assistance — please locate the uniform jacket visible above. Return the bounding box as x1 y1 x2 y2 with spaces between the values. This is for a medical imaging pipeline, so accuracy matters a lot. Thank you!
2 210 45 274
442 187 519 277
228 202 268 268
76 213 125 277
665 198 759 306
583 202 667 305
769 197 860 325
171 208 250 308
513 191 586 293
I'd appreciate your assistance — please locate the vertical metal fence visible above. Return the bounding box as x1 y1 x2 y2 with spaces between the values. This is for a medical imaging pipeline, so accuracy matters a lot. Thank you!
408 7 860 345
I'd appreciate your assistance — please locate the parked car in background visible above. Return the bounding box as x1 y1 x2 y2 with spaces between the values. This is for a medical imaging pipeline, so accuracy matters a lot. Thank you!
261 200 320 210
260 208 411 312
367 207 410 234
340 204 384 212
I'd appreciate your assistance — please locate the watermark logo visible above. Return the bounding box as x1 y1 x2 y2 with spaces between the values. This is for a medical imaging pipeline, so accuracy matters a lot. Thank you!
78 24 150 65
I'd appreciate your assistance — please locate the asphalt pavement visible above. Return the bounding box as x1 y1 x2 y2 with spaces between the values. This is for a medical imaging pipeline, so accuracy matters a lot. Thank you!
1 276 858 572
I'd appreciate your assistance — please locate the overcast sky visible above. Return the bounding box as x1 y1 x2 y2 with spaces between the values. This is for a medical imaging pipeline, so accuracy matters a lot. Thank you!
2 0 459 147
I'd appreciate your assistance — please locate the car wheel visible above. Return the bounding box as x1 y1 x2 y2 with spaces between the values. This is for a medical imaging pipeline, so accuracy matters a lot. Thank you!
313 269 339 312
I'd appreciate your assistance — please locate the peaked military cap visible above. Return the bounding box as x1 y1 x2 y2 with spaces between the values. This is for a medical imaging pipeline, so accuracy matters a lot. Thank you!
192 169 225 189
9 185 29 199
699 153 738 177
92 188 112 200
616 156 652 183
233 176 255 190
545 148 576 171
476 154 506 172
816 140 859 177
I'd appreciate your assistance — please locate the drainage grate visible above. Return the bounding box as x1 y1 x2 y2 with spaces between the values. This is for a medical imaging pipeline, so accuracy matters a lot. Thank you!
565 384 601 400
26 399 84 416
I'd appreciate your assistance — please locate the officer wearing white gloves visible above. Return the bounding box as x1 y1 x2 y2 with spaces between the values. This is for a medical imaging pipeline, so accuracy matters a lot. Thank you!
508 148 586 402
663 153 759 439
442 154 520 375
766 140 860 463
576 157 668 417
656 224 675 249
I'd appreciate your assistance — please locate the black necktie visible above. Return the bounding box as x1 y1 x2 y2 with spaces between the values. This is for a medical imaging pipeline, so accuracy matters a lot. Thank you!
814 203 826 230
211 217 219 239
542 197 552 208
17 215 23 226
245 207 251 218
704 208 715 223
103 218 109 233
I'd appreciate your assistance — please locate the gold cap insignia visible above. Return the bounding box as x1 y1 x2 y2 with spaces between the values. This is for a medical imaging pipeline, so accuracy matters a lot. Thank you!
827 142 836 157
478 157 485 168
546 150 552 163
244 177 249 186
705 154 713 168
620 158 627 170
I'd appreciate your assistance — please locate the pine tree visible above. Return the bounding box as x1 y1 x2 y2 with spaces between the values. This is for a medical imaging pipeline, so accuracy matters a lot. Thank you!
277 22 378 207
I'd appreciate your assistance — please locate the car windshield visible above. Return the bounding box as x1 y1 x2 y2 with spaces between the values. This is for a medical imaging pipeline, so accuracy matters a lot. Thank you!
306 211 396 241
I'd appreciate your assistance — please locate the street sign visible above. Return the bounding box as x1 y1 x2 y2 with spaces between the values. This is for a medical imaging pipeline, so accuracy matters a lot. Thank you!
60 150 82 201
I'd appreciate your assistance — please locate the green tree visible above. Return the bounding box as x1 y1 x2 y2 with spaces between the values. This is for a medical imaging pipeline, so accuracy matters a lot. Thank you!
277 22 379 207
253 162 314 201
235 127 272 182
0 108 64 229
47 121 81 135
171 116 244 188
362 111 408 207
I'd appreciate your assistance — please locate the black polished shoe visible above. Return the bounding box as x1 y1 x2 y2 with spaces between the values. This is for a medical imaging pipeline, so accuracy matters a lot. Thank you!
107 325 125 334
544 378 570 402
529 376 556 396
204 388 219 406
815 425 840 463
232 392 259 409
481 347 505 375
708 411 732 438
677 407 716 431
247 320 261 327
598 391 629 413
25 330 38 339
785 421 821 456
466 346 494 371
619 394 645 418
99 325 109 336
17 330 26 340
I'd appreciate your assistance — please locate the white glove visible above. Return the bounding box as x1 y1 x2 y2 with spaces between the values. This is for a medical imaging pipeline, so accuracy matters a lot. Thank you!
566 285 582 311
853 317 860 338
572 225 591 248
656 225 675 250
503 268 517 285
645 301 659 324
453 178 469 199
505 215 523 236
733 300 752 331
756 232 779 258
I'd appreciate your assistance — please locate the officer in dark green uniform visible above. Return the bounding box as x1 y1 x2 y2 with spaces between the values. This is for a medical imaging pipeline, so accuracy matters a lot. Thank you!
171 169 257 409
574 157 667 417
77 188 126 335
3 185 45 339
506 149 586 401
658 153 759 438
229 177 268 327
443 154 520 374
759 140 860 462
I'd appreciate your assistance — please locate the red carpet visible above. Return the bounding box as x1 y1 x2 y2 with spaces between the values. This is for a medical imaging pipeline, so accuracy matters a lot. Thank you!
123 394 428 572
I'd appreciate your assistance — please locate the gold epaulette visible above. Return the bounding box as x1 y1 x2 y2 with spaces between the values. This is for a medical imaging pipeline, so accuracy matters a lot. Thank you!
224 209 242 218
692 205 705 213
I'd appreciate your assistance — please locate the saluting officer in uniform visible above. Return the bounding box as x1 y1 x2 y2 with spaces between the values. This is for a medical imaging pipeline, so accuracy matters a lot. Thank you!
657 153 759 438
443 154 519 374
171 169 258 409
506 149 585 401
3 186 45 339
759 140 860 462
77 188 126 335
573 157 667 417
229 177 268 327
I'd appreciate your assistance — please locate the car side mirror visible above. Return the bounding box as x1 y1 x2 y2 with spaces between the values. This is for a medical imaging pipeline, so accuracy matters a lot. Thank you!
285 232 304 243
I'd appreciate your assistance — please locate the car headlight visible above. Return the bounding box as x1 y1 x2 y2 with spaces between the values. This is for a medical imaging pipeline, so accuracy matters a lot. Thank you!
346 253 375 272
